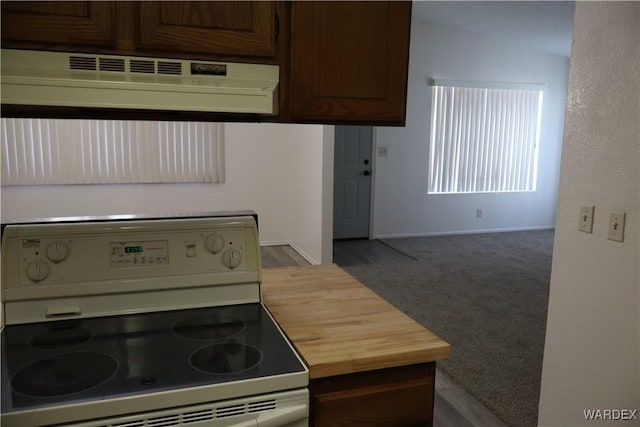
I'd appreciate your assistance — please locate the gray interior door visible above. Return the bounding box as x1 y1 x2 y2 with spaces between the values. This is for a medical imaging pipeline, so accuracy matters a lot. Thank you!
333 126 372 239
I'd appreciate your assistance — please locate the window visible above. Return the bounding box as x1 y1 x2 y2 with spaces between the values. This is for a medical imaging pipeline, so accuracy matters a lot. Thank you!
428 80 544 194
1 119 225 186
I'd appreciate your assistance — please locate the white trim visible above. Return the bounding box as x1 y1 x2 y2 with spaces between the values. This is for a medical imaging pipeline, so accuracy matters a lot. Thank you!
372 225 555 240
368 127 378 240
429 78 547 92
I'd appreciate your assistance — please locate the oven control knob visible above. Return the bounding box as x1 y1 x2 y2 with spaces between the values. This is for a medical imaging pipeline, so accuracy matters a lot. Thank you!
46 241 70 263
204 233 225 254
221 249 242 269
26 260 50 282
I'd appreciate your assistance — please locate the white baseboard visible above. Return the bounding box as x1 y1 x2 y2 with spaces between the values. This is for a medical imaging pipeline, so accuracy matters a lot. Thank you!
288 241 320 265
373 225 555 240
260 240 290 247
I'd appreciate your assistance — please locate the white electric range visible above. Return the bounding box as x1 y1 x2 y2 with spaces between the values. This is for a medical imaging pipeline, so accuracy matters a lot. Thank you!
0 213 308 427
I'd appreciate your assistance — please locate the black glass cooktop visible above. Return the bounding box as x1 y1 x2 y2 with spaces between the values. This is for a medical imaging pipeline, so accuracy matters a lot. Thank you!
1 303 305 415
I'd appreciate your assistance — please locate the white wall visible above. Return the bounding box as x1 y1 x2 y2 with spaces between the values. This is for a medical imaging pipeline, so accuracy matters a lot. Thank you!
0 122 333 264
287 124 334 264
538 2 639 426
373 16 570 238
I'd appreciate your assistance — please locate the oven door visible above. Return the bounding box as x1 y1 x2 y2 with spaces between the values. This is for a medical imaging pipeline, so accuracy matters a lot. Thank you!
67 389 308 427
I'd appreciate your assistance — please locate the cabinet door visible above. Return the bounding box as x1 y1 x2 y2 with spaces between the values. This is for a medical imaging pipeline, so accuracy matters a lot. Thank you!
310 364 435 427
1 1 117 49
289 1 411 125
137 1 276 58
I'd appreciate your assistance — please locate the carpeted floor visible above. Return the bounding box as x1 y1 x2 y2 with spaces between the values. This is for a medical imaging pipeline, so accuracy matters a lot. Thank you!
341 230 554 427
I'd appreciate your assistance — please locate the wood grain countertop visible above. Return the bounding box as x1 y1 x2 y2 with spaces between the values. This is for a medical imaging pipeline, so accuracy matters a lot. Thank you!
261 264 451 380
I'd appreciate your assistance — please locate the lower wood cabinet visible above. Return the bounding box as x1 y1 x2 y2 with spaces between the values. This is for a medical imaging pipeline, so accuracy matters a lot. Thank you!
310 363 435 427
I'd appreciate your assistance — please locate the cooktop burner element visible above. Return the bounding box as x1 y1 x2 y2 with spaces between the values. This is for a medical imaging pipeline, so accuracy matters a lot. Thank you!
190 342 263 374
172 313 246 341
29 325 94 349
11 352 119 398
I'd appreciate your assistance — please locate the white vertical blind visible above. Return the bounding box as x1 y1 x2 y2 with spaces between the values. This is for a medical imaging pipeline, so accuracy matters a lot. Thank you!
428 84 543 194
1 119 225 185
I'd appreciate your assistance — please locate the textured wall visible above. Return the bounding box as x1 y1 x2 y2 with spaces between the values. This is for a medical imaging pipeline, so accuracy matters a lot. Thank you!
538 2 640 425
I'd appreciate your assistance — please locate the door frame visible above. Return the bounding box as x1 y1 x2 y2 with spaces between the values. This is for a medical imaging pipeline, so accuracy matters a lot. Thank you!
368 128 377 239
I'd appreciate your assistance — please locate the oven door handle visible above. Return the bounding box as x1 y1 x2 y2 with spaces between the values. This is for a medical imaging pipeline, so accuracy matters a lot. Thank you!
232 403 308 427
46 305 82 318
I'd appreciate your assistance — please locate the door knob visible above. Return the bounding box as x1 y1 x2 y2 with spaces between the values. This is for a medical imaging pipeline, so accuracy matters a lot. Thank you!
363 170 371 176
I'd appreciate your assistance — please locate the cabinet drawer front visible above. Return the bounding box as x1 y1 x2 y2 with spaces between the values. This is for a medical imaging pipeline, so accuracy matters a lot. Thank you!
314 377 433 427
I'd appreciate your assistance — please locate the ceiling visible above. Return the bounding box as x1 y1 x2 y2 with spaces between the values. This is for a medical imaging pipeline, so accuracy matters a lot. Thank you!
412 1 576 57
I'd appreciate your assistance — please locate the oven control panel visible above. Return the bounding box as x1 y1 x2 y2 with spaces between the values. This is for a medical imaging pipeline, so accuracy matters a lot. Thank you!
2 216 260 288
11 229 254 285
1 215 262 324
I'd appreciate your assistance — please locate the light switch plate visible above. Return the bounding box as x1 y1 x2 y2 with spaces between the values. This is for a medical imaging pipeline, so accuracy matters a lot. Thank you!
608 212 626 242
378 146 388 157
579 205 594 233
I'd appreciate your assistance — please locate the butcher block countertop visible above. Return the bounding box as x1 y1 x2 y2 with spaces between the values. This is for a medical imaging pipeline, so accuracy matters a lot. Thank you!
261 264 451 380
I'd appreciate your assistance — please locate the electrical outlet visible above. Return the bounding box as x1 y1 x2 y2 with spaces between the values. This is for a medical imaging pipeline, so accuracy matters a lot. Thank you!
579 205 594 233
378 146 388 157
608 212 626 242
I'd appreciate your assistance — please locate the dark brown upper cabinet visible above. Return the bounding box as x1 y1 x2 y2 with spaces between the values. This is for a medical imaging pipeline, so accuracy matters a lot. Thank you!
136 2 276 59
1 1 411 126
1 1 118 49
288 1 412 126
1 1 277 60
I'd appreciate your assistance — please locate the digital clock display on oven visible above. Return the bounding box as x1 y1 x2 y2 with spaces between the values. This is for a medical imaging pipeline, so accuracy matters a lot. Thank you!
110 240 168 268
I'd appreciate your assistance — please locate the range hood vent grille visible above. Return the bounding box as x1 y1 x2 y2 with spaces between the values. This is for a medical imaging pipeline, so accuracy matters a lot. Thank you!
69 56 97 71
158 62 183 75
99 58 125 72
130 60 155 74
69 55 183 76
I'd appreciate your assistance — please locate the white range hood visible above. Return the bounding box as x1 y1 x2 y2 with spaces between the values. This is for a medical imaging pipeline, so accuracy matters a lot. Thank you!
1 49 279 115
